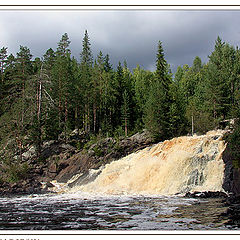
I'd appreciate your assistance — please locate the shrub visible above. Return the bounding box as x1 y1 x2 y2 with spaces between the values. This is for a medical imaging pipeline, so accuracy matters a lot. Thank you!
5 162 30 183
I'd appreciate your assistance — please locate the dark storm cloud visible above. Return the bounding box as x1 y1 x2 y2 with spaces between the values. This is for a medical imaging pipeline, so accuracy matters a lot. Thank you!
1 10 240 72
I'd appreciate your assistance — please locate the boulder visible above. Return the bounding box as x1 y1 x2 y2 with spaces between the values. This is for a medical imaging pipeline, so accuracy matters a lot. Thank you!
22 146 36 160
185 191 228 198
129 130 152 144
0 178 46 197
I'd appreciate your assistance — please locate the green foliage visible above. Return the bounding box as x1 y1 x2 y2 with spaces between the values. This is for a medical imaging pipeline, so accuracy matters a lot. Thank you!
83 134 100 150
92 145 104 157
225 118 240 168
4 161 29 183
114 125 125 139
144 81 170 141
143 41 172 141
2 32 240 184
121 90 130 137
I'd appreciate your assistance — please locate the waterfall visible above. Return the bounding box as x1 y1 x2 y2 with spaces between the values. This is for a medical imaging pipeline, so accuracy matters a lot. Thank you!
68 130 227 196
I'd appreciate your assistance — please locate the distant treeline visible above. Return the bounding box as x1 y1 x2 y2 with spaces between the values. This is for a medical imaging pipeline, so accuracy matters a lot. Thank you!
0 31 240 159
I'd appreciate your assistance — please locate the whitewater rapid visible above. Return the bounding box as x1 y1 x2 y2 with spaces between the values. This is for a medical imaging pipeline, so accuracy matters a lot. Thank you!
65 130 227 196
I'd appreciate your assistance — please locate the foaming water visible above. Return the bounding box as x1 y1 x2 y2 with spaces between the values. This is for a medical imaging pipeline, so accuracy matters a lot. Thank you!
69 130 227 195
0 130 231 230
0 193 231 230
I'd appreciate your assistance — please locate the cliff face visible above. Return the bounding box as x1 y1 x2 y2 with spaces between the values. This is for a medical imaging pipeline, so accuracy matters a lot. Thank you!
222 144 240 195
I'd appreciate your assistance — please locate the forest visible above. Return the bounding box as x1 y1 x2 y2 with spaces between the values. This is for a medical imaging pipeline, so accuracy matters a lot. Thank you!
0 30 240 174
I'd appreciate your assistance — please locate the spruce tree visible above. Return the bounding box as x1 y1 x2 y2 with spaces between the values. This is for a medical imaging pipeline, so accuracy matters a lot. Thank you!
79 30 93 133
192 56 202 73
207 37 231 120
144 41 172 141
43 48 56 73
99 54 116 135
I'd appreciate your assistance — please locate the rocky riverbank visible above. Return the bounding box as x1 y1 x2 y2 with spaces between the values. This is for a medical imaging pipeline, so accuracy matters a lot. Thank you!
1 129 240 199
221 194 240 228
0 130 153 197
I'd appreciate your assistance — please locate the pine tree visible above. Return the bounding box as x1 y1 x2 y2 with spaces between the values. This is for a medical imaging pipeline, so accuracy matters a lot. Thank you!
51 33 72 141
56 33 71 57
15 46 33 129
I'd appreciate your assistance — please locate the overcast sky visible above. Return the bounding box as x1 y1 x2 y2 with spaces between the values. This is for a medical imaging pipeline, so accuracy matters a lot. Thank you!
1 9 240 72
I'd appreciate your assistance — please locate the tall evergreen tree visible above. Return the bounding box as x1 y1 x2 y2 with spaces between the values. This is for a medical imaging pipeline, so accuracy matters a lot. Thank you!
15 46 33 129
43 48 56 73
192 56 202 73
99 54 116 135
56 33 71 57
51 33 72 140
207 36 230 120
79 30 93 133
144 41 172 140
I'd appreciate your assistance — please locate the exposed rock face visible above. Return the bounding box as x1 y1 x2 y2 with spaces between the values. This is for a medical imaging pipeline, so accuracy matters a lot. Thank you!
50 130 153 184
0 179 46 197
41 141 76 160
22 146 36 160
185 191 228 198
222 144 240 195
221 194 240 228
0 130 153 195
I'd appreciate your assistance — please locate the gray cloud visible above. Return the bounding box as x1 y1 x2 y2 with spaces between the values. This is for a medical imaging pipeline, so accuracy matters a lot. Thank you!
1 10 240 72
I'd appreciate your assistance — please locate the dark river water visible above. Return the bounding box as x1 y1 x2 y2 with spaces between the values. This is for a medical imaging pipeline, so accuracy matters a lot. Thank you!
0 193 238 231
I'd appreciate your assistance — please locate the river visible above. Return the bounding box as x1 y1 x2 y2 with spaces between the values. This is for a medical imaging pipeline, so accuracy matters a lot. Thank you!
0 130 237 231
0 192 236 230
